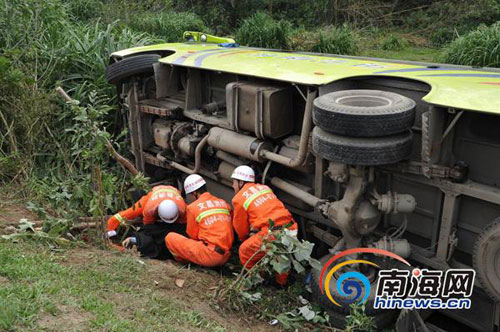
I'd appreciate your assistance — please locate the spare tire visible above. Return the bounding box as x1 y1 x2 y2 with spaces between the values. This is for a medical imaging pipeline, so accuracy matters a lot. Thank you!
312 126 413 165
473 217 500 303
313 90 416 137
105 54 160 84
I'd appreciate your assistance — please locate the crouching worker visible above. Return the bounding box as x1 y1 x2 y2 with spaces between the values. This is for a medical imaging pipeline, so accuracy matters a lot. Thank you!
165 174 233 267
106 185 187 260
231 165 298 285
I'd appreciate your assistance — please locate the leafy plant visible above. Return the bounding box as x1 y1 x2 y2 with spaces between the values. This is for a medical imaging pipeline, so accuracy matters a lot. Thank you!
236 12 291 49
345 304 376 332
214 222 328 330
1 218 72 247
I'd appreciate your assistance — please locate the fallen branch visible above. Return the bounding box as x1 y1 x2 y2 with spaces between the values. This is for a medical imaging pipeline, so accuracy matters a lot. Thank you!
71 217 142 231
55 86 139 176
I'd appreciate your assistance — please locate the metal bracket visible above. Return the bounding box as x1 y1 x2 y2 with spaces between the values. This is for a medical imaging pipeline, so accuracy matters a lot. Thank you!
254 88 264 139
436 191 460 261
382 161 466 181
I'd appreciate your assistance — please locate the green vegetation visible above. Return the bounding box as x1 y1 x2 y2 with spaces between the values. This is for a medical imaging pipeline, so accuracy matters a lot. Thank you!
0 0 154 230
128 11 210 42
380 34 408 51
0 241 231 331
309 26 359 55
441 22 500 67
236 12 291 49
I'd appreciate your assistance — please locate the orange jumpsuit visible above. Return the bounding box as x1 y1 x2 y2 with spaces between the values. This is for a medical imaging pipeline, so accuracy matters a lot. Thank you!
232 183 297 271
106 185 186 232
165 192 234 267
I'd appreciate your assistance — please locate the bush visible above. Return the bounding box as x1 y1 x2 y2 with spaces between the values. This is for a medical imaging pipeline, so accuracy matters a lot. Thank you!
236 12 291 49
309 26 359 55
129 11 209 42
430 27 457 47
440 23 500 67
67 0 103 21
380 34 408 51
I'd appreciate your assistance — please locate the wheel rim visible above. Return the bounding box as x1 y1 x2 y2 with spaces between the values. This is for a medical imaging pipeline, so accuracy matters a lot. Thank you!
335 95 393 107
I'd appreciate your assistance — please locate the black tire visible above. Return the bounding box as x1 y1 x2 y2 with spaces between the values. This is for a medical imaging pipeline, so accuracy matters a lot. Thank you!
312 126 413 165
310 255 398 330
473 217 500 303
313 90 416 137
105 54 160 84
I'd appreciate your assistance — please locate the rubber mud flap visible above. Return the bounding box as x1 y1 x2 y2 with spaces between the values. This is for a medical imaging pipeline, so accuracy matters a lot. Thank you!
313 89 416 137
105 54 160 84
312 126 413 165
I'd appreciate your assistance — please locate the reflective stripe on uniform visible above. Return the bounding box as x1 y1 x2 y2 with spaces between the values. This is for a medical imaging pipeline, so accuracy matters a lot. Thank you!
153 188 180 196
243 188 273 210
195 208 230 223
114 213 125 224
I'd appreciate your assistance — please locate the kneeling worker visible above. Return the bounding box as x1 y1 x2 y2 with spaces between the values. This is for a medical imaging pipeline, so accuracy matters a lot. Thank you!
106 185 187 259
165 174 233 267
231 165 298 285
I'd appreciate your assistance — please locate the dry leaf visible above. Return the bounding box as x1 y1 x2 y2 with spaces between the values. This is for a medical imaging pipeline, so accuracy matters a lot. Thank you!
175 278 185 288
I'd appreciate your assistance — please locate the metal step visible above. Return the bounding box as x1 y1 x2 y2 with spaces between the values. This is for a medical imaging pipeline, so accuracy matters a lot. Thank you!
138 93 185 116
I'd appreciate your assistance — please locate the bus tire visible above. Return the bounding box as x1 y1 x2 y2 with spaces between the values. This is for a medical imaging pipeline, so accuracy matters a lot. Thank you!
105 54 160 85
313 90 416 137
312 127 413 165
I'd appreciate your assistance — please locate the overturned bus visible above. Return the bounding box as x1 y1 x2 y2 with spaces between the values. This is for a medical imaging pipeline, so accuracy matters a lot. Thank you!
105 32 500 331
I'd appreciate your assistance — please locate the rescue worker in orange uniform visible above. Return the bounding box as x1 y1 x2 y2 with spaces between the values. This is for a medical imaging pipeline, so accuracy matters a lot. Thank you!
106 185 187 259
231 165 298 285
165 174 234 267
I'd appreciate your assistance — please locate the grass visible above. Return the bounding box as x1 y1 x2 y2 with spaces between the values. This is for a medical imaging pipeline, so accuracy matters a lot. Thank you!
236 11 292 49
0 240 232 332
360 47 441 63
440 22 500 67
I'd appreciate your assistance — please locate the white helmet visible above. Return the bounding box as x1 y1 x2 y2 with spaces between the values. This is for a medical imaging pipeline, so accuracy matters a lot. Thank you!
231 165 255 182
158 200 179 223
184 174 206 194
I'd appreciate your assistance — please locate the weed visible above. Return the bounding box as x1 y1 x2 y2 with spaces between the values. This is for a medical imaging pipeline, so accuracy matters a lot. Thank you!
214 223 331 330
236 12 291 49
345 304 376 332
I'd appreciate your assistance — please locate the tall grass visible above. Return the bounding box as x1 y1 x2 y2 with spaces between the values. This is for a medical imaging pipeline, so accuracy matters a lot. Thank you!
236 12 291 49
440 23 500 67
128 11 209 42
0 0 155 223
309 26 359 55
